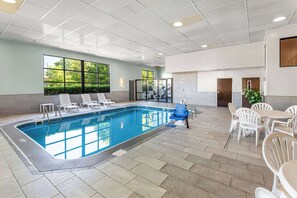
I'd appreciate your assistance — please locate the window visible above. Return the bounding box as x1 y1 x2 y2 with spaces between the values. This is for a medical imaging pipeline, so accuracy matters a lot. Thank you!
43 55 110 95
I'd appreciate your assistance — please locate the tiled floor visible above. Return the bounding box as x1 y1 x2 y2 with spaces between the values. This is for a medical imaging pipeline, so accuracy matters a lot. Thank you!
0 103 272 198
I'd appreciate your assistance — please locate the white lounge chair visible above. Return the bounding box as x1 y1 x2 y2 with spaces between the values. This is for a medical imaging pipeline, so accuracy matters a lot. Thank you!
97 93 115 106
81 94 100 109
58 94 79 112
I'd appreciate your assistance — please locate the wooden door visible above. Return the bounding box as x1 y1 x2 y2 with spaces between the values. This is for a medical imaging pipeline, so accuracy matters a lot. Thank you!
242 78 260 108
129 80 135 101
217 78 232 107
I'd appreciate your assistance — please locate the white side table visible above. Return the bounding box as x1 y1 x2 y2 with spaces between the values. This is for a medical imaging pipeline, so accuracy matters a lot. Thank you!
40 103 55 113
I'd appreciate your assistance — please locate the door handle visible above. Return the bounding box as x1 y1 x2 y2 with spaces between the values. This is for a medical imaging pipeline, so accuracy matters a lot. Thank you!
217 91 220 94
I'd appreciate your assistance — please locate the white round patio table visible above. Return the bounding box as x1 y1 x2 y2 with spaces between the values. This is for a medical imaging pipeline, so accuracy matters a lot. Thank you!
254 110 293 135
280 160 297 198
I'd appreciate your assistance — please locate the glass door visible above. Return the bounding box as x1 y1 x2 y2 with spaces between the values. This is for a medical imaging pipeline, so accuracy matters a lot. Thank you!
135 78 173 103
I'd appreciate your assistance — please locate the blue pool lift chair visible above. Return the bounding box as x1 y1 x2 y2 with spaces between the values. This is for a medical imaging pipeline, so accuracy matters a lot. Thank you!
170 104 189 128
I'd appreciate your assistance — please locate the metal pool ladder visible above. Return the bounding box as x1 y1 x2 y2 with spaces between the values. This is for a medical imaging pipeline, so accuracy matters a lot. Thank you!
43 107 50 123
188 106 199 119
55 106 63 121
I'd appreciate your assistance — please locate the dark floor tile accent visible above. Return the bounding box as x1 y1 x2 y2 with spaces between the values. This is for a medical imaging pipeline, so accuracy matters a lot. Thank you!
185 154 221 170
190 164 232 185
219 164 264 185
161 176 208 198
160 164 199 185
211 154 248 169
195 176 247 198
231 177 266 194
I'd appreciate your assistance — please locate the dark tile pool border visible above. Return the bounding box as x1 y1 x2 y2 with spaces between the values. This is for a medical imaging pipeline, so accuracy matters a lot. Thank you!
0 105 174 172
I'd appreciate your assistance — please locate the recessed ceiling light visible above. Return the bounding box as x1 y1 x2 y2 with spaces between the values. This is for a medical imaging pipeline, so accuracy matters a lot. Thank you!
2 0 16 4
201 45 208 48
273 16 287 22
142 55 145 59
158 52 163 56
173 21 183 27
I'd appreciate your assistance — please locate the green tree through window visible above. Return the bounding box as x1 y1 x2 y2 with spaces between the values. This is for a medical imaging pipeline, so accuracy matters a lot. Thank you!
44 55 110 95
142 70 154 91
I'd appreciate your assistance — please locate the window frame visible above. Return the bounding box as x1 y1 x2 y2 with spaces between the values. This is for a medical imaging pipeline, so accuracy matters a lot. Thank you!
43 54 111 95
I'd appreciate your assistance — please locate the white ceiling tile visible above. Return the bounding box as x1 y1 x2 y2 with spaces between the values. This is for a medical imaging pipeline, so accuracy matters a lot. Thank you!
203 1 246 26
22 30 44 40
124 11 178 40
31 22 56 34
112 1 146 20
40 12 69 27
136 0 169 9
151 0 191 18
92 0 134 14
195 0 240 13
1 32 22 39
59 19 85 31
247 0 297 17
5 25 27 35
157 6 198 24
27 0 61 9
74 24 97 35
0 11 13 23
53 0 88 17
219 29 249 45
250 30 265 42
289 12 297 24
18 2 49 21
0 22 7 33
79 0 97 5
10 15 37 29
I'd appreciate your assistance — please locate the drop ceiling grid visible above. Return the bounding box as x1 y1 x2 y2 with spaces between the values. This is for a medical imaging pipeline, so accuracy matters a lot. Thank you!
0 0 297 66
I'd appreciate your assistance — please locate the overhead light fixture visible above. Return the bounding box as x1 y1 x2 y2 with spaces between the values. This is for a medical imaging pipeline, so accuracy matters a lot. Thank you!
142 55 145 59
2 0 16 3
273 16 286 22
173 21 183 27
158 52 163 56
201 45 208 48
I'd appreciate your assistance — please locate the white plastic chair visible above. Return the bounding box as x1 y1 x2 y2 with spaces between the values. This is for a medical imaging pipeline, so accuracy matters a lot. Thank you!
285 105 297 115
255 187 278 198
58 94 79 112
97 93 115 106
271 115 297 137
228 103 239 133
262 133 297 197
251 103 273 111
236 108 264 146
81 94 100 109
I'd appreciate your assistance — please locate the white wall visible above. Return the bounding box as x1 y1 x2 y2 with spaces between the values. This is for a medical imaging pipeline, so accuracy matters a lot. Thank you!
165 42 264 73
159 67 172 79
0 39 158 95
197 68 265 93
265 24 297 96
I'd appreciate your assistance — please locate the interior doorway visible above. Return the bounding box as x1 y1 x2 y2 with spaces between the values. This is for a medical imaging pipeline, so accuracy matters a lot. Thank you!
217 78 232 107
242 77 260 108
134 78 173 103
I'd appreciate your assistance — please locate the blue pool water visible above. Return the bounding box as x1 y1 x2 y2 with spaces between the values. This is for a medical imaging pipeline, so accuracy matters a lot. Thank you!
18 106 171 160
